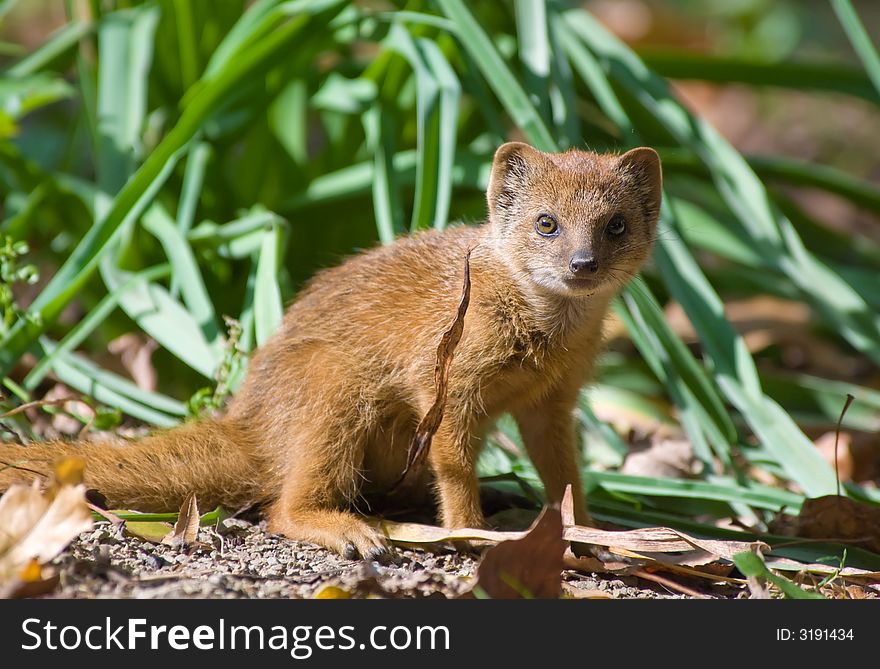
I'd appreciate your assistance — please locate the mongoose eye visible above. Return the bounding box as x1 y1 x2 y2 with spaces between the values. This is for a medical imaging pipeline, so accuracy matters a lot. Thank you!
607 214 626 236
535 214 559 237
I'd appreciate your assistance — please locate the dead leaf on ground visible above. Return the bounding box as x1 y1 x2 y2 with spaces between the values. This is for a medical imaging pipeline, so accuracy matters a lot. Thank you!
0 458 93 597
162 492 200 548
381 520 524 545
392 249 472 492
43 385 93 437
763 556 880 582
562 583 614 599
621 437 700 479
4 557 61 599
792 495 880 554
466 506 565 599
125 520 174 543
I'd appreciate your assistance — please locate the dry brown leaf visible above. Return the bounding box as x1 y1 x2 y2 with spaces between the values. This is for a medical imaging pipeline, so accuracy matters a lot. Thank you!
846 585 868 599
381 520 524 545
386 488 763 570
561 583 614 599
563 551 628 573
107 333 159 391
0 461 93 591
563 525 765 560
392 250 472 491
621 438 699 479
762 556 880 581
468 507 565 599
795 495 880 554
162 492 200 548
632 568 712 598
42 385 93 437
613 548 746 585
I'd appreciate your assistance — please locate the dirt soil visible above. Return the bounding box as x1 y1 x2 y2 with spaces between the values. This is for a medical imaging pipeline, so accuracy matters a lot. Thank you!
46 516 743 600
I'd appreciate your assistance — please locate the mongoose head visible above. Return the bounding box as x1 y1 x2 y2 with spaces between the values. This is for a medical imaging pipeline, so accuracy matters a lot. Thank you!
486 142 662 297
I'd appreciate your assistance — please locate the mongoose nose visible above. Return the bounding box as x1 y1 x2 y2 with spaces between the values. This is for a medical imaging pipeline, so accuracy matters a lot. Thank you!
569 253 599 275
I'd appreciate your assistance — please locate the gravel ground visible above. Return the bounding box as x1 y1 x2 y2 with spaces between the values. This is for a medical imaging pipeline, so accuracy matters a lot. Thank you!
44 516 740 599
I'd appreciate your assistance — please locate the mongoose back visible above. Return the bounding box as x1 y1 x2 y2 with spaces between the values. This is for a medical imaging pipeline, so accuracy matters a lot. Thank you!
0 142 662 558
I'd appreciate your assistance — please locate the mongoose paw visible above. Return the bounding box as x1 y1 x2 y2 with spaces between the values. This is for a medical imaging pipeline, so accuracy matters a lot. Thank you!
336 522 390 561
344 542 389 561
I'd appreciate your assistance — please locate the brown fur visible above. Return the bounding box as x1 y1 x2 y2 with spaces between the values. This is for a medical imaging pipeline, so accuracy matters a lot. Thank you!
0 143 662 558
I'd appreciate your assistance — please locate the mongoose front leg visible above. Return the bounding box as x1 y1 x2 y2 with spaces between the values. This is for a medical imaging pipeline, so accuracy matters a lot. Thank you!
428 421 485 529
514 396 591 526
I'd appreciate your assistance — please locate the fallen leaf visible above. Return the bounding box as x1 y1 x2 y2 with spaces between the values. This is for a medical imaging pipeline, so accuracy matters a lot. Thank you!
392 249 472 491
562 583 613 599
793 495 880 554
467 506 565 599
563 525 765 561
0 463 93 591
314 585 352 599
763 557 880 582
382 517 765 563
632 568 712 599
381 520 524 545
621 438 699 479
3 573 60 599
125 521 174 543
107 333 159 391
162 492 200 548
846 585 868 599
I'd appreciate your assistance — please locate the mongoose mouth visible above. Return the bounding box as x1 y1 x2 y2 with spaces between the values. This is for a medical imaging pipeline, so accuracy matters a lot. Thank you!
562 275 602 291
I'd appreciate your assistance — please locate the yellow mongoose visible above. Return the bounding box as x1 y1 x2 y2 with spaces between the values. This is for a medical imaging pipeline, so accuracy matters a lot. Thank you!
0 142 662 559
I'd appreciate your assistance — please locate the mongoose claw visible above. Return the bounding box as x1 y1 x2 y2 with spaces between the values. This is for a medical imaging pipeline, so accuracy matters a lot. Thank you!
343 542 390 562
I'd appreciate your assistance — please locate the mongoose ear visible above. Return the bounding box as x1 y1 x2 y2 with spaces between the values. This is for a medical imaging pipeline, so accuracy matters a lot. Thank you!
487 142 546 219
617 147 662 222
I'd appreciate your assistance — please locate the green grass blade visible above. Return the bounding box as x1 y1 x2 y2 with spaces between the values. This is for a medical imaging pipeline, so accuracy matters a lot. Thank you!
362 102 405 243
38 341 184 426
564 10 880 366
656 200 838 495
141 203 221 347
5 20 92 77
514 0 552 127
95 4 159 196
253 222 284 347
419 38 460 229
830 0 880 97
436 0 556 151
386 23 441 233
23 264 171 391
733 551 825 599
638 48 880 103
100 259 220 378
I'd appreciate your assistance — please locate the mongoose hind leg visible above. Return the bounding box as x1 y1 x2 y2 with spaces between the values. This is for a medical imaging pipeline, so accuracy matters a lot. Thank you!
267 502 387 560
264 423 388 559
